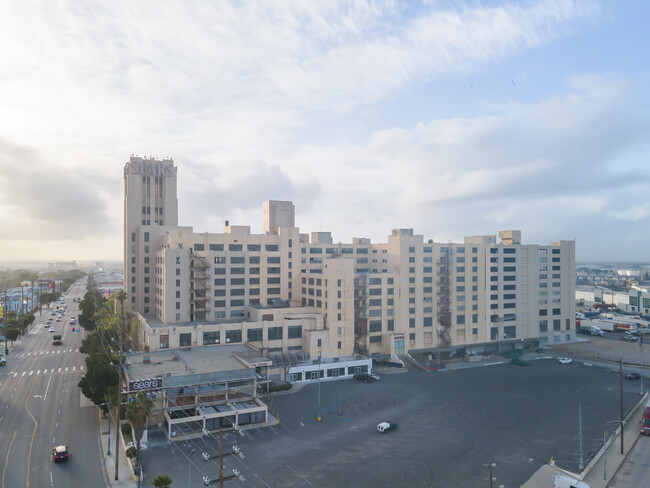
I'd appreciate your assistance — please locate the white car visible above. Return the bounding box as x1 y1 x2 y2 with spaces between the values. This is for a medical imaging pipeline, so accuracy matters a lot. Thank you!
49 327 55 333
558 358 573 364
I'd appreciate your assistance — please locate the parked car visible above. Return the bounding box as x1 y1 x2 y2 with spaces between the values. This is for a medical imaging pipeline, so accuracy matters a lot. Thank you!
626 373 641 381
558 358 573 365
353 373 378 382
377 421 398 433
52 445 69 463
623 334 638 341
0 357 6 366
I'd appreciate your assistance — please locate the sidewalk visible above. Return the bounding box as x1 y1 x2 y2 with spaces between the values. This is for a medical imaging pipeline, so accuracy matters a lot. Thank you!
582 392 646 488
98 409 138 488
523 392 647 488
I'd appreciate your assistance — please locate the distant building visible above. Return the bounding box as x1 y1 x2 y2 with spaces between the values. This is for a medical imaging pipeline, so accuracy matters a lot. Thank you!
124 156 576 369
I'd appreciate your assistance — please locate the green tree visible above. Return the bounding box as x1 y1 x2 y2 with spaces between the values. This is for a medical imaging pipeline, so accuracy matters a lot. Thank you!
151 474 173 488
77 352 119 409
5 327 20 344
126 390 155 481
126 390 154 453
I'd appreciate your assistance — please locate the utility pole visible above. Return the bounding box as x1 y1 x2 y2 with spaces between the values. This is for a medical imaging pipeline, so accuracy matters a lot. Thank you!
115 361 122 481
619 359 624 455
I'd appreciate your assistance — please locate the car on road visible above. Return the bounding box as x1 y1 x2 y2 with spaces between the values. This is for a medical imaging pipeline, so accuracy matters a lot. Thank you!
558 358 573 364
623 334 638 341
52 445 69 463
377 421 398 433
49 327 55 333
354 372 379 382
0 357 6 366
626 373 641 381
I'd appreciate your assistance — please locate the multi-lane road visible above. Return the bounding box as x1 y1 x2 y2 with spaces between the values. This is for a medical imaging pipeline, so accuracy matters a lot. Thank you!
0 280 105 488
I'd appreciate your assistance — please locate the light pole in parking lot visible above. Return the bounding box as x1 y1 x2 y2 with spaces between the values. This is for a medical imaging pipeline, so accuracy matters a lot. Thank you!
576 389 584 469
317 352 322 422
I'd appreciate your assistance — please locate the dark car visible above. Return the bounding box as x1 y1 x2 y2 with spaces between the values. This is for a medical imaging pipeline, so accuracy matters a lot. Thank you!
626 373 641 381
353 373 378 382
52 445 69 463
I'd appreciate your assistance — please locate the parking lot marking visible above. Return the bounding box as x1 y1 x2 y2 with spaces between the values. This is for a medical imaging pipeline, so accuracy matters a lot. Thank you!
285 464 313 486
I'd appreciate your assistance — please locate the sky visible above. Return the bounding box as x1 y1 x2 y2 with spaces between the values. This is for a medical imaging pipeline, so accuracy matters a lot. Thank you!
0 0 648 263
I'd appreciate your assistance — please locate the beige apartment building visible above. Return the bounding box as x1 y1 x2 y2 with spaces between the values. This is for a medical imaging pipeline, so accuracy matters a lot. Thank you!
124 156 576 367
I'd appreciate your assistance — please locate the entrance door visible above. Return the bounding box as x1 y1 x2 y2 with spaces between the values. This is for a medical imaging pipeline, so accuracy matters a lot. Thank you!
394 339 404 356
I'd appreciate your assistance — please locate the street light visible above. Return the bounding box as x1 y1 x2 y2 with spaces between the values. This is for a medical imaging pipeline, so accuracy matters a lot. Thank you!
317 352 322 422
577 389 583 469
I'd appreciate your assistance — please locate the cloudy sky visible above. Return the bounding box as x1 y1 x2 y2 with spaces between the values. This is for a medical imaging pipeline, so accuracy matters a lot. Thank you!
0 0 648 262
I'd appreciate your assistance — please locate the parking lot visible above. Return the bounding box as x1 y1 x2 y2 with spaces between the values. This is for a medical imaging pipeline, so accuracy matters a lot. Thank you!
140 359 643 488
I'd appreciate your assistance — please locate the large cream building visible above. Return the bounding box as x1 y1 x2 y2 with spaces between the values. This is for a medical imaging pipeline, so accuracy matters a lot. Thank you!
124 156 576 366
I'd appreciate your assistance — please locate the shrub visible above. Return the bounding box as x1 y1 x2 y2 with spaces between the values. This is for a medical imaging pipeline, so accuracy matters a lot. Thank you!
125 446 137 459
268 382 292 393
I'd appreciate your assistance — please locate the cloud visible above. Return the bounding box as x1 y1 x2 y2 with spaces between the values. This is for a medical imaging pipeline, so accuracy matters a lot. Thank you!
284 73 650 260
0 137 113 240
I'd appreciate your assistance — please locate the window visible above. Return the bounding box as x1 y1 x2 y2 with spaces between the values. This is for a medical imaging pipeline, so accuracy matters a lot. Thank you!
194 243 204 251
159 334 169 349
553 308 561 315
226 329 242 343
247 244 260 252
369 321 382 333
369 336 382 343
503 248 515 254
265 244 279 251
247 328 263 342
179 333 192 347
288 326 302 338
539 320 548 332
268 327 283 340
228 244 242 251
230 299 245 306
553 319 561 331
409 333 415 341
539 309 548 316
504 326 516 339
209 244 224 251
230 256 245 264
203 331 220 345
231 289 245 296
231 267 245 274
457 315 465 325
490 327 498 340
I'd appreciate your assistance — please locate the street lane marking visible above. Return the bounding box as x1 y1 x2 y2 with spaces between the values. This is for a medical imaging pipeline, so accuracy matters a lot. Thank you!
2 430 17 488
44 373 52 401
80 366 84 371
29 371 33 376
72 367 76 371
37 370 41 375
25 377 39 488
58 368 61 373
65 367 68 372
21 372 26 377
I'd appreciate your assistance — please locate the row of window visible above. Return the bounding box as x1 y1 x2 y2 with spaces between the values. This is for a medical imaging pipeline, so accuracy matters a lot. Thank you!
194 243 281 252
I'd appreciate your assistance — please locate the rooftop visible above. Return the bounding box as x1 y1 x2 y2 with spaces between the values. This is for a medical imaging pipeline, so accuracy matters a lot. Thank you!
124 343 271 383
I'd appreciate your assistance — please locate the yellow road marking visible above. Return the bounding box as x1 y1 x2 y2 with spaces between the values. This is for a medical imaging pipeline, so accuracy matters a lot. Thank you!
24 376 38 488
2 430 17 488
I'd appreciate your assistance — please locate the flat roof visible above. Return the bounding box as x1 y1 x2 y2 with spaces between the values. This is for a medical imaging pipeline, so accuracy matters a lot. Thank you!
124 343 268 382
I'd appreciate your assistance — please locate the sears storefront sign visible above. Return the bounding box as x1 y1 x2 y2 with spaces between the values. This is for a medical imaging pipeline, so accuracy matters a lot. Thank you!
129 377 163 392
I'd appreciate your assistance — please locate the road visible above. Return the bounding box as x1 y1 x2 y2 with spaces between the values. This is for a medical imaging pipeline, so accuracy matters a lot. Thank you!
0 280 104 488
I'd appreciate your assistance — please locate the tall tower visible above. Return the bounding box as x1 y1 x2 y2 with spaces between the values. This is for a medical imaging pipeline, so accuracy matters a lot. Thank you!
124 156 178 314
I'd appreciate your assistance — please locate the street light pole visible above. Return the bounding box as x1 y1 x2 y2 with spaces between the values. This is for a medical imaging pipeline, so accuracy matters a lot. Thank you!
578 391 584 469
619 359 624 455
317 352 322 422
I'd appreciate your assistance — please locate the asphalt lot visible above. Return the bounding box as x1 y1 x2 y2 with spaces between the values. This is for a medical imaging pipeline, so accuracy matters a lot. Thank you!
140 360 643 488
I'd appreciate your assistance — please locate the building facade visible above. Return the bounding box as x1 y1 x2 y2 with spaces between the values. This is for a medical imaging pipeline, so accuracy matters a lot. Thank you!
125 157 576 364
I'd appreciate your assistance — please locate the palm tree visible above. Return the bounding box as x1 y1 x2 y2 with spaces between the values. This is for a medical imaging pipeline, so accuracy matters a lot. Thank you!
125 390 155 478
151 474 173 487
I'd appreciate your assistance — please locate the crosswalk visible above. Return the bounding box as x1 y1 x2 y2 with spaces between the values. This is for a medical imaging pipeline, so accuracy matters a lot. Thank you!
8 366 84 378
19 349 79 357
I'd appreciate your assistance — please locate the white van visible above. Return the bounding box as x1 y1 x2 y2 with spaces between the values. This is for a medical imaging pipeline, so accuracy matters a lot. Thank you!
554 473 591 488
